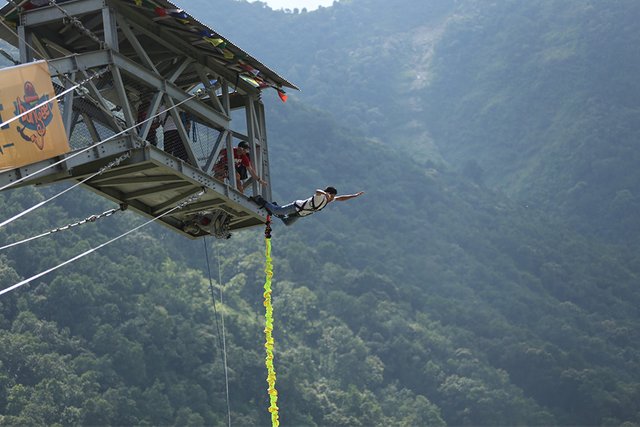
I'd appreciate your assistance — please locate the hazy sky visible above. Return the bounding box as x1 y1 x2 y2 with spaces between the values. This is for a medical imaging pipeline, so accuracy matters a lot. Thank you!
0 0 338 12
252 0 337 11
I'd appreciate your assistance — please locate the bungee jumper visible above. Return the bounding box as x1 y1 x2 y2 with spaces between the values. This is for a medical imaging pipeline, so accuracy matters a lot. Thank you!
251 187 364 226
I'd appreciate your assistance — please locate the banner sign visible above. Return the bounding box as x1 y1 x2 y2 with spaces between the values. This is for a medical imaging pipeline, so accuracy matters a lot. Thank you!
0 60 70 170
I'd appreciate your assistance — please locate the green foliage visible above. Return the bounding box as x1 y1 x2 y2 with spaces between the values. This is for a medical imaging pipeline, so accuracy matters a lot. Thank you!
2 0 640 425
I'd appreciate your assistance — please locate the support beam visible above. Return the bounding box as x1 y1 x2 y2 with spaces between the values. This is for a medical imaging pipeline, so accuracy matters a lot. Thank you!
257 100 272 200
96 175 184 186
62 72 76 139
47 51 232 134
162 95 198 166
123 181 193 200
30 34 50 60
224 126 236 190
113 52 230 129
166 58 193 83
110 64 135 128
137 90 163 143
87 162 157 183
116 12 157 73
221 79 230 114
151 187 206 214
194 64 225 114
204 129 226 173
162 198 241 217
80 112 101 142
102 6 118 51
41 37 74 57
47 50 111 74
81 69 123 132
22 0 105 27
245 96 260 195
17 25 31 63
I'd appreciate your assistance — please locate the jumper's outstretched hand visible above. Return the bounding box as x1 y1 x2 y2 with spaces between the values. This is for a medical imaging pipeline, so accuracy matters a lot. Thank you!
335 191 365 202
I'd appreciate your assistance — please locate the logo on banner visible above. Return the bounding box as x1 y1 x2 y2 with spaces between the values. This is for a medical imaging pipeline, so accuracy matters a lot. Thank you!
13 81 54 150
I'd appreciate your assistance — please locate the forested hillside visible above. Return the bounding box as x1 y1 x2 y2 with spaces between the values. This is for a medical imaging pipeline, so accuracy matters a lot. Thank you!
3 101 639 425
201 0 640 245
1 0 640 425
420 0 640 245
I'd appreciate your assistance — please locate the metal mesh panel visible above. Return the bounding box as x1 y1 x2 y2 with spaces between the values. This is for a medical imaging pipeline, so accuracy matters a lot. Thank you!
53 69 123 151
191 120 223 171
0 38 18 69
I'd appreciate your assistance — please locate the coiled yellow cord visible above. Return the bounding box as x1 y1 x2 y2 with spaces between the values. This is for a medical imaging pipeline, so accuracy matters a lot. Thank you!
264 236 279 426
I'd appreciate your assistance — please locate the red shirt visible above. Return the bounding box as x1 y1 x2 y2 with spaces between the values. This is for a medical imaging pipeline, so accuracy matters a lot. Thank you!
214 148 250 174
222 148 250 168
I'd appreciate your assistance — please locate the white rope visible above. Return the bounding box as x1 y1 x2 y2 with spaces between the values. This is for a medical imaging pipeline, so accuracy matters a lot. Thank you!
0 190 204 297
216 241 232 427
202 238 231 425
0 152 130 229
0 91 200 193
0 68 107 130
0 206 123 251
0 14 45 62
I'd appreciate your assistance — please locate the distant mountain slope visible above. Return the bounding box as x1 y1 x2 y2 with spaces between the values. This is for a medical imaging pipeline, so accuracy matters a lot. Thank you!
192 0 640 244
420 0 640 243
184 0 457 143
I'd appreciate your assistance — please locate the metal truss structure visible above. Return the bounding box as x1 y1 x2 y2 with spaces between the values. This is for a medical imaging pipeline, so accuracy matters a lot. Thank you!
0 0 297 238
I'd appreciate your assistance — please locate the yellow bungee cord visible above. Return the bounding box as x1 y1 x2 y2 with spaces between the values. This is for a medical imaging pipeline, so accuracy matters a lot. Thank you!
263 216 279 426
